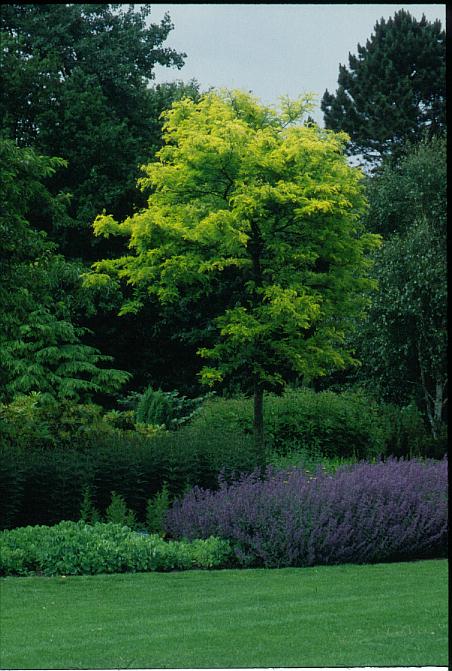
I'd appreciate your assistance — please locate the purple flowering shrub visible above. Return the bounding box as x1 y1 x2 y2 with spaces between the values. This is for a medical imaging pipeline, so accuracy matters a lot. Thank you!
165 458 448 567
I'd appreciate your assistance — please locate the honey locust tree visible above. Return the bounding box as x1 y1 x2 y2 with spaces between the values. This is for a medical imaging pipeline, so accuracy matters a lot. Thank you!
87 90 381 453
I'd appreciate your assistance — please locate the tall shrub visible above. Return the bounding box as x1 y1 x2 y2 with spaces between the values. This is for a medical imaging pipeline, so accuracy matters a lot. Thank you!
191 390 387 460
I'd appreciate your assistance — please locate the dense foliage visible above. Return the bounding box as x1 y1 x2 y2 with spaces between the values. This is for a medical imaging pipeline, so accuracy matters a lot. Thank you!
0 4 203 396
196 390 388 460
0 5 446 574
356 136 447 437
0 140 129 402
0 521 233 576
0 419 256 529
135 386 206 429
1 389 442 531
321 9 446 164
0 4 186 251
166 458 448 567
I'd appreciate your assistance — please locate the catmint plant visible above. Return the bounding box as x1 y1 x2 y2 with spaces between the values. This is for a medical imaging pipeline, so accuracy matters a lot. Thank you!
166 458 448 568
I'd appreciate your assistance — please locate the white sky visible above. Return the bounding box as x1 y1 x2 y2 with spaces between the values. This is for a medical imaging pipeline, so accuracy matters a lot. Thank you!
148 3 445 125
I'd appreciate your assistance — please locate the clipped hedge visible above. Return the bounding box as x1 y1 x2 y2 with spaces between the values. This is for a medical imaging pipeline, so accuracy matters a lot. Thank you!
0 422 257 530
0 521 233 576
166 458 448 568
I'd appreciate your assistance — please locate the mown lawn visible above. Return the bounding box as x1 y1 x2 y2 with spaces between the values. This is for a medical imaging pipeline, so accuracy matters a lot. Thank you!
0 559 448 669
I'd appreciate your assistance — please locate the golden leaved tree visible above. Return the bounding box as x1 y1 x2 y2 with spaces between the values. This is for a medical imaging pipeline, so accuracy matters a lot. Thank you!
86 90 381 454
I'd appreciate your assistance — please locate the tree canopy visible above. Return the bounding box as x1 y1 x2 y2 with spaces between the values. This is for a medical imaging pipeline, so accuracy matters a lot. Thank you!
321 9 445 165
0 3 204 397
0 3 189 257
355 136 447 437
87 90 381 450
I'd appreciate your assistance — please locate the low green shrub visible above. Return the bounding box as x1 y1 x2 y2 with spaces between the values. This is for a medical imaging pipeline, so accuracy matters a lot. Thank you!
79 489 137 527
0 394 115 450
136 386 207 430
105 492 137 529
0 393 56 449
0 394 170 451
79 486 101 524
146 483 171 537
0 521 233 576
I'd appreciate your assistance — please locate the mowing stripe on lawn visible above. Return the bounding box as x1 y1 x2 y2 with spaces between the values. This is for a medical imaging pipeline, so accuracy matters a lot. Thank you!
0 559 448 669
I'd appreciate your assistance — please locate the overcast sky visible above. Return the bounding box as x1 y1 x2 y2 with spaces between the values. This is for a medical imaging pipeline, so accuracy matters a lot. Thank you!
147 3 445 125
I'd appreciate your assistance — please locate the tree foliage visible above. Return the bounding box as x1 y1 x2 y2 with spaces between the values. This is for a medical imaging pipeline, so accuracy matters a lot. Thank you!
0 139 129 402
364 134 446 239
87 90 380 450
321 9 445 165
356 136 447 437
0 3 189 256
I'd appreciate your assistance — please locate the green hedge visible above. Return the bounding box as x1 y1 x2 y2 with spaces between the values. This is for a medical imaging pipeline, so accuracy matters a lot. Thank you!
0 521 233 576
0 425 257 530
193 389 442 461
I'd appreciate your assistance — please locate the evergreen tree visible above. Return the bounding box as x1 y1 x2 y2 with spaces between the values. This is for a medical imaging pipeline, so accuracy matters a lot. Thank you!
321 10 445 165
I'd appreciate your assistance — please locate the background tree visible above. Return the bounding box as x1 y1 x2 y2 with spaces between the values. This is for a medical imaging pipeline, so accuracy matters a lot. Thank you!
321 9 445 165
87 90 380 453
0 139 129 402
354 136 447 437
0 3 189 258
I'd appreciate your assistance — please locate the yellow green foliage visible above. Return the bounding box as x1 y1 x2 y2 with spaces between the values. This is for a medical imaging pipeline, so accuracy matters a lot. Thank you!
87 90 381 394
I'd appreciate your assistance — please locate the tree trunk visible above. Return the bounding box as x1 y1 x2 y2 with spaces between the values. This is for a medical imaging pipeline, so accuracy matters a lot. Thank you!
415 336 447 439
431 377 447 440
253 383 265 459
248 220 266 459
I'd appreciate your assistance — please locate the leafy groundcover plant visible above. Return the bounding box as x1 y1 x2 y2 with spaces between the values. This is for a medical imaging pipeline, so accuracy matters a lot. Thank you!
0 521 232 576
166 458 448 568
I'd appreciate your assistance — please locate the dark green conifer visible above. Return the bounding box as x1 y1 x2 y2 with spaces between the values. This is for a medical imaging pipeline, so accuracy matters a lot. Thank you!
321 10 445 165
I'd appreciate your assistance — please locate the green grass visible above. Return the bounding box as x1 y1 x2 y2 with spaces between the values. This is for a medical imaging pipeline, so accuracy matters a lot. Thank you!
0 559 448 669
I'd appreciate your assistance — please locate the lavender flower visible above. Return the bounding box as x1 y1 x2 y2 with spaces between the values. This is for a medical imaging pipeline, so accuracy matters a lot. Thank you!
165 458 448 567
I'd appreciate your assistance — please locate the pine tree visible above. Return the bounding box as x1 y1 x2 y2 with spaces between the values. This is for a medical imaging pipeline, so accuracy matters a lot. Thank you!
321 10 445 165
